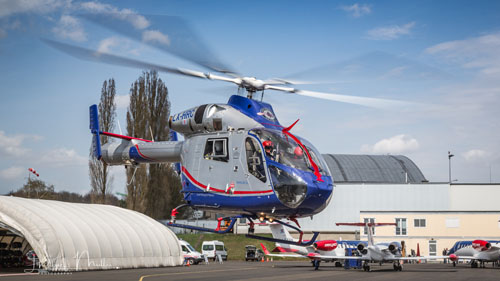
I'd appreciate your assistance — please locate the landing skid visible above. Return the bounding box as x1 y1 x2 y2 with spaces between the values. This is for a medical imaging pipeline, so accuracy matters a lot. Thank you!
167 206 319 246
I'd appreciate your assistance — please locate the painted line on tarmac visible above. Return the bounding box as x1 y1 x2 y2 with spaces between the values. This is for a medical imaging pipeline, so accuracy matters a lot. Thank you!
138 266 261 281
0 273 39 277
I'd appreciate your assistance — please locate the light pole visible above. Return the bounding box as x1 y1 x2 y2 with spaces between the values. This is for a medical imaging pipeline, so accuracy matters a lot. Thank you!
448 151 454 184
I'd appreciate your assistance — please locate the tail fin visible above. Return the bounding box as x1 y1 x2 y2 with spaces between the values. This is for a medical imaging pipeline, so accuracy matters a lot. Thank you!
336 222 396 247
260 243 270 255
269 224 294 243
89 104 102 159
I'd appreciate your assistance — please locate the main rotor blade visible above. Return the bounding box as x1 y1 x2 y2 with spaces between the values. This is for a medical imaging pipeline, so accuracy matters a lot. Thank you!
81 13 237 75
265 85 417 110
43 39 239 84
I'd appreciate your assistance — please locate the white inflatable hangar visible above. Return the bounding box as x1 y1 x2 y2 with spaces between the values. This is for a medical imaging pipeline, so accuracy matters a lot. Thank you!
0 196 183 271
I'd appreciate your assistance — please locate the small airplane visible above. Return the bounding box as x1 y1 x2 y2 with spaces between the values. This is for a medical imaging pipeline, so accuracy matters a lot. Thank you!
448 240 500 268
260 223 361 270
335 222 452 271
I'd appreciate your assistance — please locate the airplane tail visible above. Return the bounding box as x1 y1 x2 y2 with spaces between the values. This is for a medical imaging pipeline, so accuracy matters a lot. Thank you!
89 104 102 159
336 222 396 246
260 243 271 255
269 223 294 243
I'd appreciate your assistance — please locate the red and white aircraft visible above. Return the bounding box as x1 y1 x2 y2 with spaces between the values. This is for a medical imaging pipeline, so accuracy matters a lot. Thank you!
260 223 360 269
448 240 500 268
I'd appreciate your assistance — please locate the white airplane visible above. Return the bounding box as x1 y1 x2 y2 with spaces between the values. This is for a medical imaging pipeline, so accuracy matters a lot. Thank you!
334 222 450 271
260 223 361 269
448 240 500 268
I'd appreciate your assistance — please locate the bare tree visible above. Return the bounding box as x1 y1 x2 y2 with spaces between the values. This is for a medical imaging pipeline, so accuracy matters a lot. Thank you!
89 79 116 204
126 70 184 219
126 75 148 212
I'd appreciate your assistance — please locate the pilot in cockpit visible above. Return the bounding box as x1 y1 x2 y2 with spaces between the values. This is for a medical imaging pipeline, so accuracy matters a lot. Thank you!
263 140 275 161
293 146 303 158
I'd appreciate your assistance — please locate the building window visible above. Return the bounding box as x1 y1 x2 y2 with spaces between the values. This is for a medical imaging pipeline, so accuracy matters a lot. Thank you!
395 218 407 235
414 218 426 228
204 138 228 162
446 218 460 228
363 218 375 235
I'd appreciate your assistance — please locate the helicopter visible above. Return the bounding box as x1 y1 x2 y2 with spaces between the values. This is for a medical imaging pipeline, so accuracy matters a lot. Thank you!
46 13 412 246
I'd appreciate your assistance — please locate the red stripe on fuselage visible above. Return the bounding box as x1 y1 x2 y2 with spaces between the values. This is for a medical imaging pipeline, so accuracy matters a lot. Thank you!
181 167 273 195
134 144 158 161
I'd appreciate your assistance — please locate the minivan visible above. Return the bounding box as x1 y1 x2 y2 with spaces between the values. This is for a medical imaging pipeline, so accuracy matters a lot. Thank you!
202 240 227 261
179 240 204 265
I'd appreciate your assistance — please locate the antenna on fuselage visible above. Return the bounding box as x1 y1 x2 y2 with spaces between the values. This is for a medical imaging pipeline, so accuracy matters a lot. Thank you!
117 120 123 135
127 165 138 186
149 126 154 142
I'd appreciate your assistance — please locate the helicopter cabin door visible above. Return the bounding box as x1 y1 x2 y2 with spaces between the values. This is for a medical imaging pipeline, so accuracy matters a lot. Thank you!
242 136 268 191
201 136 232 191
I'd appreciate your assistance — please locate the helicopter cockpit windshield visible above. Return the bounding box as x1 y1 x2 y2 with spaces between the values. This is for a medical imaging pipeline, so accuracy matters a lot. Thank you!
252 128 310 171
250 128 327 209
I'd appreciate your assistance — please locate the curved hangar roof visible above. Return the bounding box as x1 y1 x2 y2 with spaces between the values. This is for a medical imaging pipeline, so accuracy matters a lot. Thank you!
322 154 427 184
0 196 183 271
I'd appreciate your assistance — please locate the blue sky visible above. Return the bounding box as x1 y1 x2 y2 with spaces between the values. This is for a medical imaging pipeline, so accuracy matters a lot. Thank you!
1 0 499 195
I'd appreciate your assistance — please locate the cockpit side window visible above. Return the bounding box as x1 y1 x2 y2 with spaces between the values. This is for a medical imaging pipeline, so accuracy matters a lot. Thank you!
305 146 327 175
245 137 267 182
204 138 228 162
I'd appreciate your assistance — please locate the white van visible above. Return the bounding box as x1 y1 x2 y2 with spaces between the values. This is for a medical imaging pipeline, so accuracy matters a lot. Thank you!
202 240 227 261
179 240 204 265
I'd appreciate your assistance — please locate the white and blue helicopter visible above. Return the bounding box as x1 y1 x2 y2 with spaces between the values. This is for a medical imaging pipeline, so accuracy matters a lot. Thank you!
46 13 411 246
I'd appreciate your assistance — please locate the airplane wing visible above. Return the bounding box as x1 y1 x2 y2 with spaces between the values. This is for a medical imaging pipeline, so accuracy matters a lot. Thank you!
265 253 307 258
385 255 450 261
304 253 367 260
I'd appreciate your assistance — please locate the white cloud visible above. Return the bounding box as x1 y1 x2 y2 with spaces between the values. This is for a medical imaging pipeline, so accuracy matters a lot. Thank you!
115 94 130 109
97 36 119 53
142 30 170 46
0 0 67 18
366 22 415 40
462 149 487 162
341 3 372 18
80 2 150 30
52 14 87 42
361 134 419 154
39 147 87 167
0 166 25 180
378 66 408 79
425 32 500 76
0 131 42 157
0 27 6 38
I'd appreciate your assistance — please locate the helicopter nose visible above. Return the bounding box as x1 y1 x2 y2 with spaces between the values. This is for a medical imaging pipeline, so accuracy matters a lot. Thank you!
299 177 333 215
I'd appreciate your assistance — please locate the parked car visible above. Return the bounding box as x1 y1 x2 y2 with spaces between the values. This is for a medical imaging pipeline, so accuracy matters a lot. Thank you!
202 240 227 261
179 240 204 265
245 245 264 261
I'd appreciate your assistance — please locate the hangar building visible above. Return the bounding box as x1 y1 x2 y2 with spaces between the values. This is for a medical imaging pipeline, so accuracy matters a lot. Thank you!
236 154 500 257
296 154 500 256
0 196 183 271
